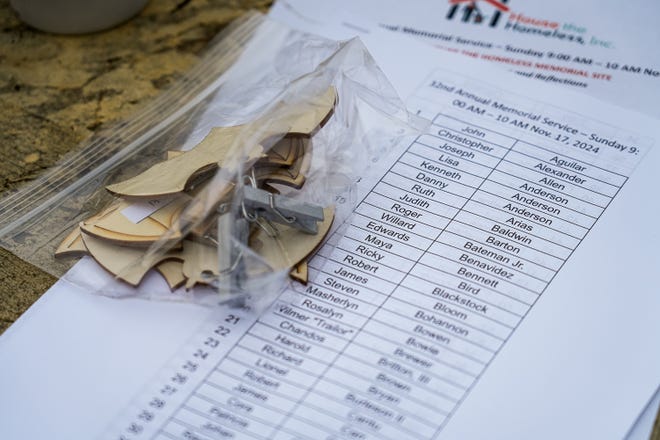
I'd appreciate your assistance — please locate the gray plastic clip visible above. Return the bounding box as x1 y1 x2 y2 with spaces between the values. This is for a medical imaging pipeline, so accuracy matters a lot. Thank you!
241 186 324 234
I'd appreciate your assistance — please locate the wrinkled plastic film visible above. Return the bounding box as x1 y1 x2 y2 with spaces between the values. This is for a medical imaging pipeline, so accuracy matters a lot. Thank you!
0 13 428 309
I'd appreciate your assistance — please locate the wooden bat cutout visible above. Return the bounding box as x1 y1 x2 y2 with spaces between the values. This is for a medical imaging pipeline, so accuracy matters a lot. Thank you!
106 87 336 198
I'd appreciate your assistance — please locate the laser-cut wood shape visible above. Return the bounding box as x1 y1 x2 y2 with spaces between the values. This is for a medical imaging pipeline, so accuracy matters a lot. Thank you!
167 136 303 167
258 137 305 167
54 226 88 258
106 87 336 198
255 138 311 189
106 127 260 197
182 240 219 289
155 260 187 290
80 197 186 247
82 230 218 288
57 87 338 294
80 231 182 286
290 261 309 284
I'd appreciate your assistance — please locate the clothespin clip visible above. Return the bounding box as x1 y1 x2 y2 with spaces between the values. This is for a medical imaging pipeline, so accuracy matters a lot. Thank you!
216 166 325 297
241 185 324 235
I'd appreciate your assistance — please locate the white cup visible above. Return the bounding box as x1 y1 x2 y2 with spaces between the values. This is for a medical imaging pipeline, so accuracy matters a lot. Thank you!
10 0 150 34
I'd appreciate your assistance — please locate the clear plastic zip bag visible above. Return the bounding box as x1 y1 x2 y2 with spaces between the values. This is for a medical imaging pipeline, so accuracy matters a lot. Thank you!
0 12 427 309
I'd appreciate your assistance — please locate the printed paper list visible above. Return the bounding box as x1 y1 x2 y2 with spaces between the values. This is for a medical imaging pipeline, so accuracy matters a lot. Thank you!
106 74 645 440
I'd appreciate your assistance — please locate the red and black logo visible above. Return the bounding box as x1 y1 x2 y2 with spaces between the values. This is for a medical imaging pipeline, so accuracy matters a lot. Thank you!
446 0 510 27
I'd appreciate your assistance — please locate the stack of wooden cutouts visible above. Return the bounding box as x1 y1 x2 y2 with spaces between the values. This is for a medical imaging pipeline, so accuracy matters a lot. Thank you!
55 87 338 292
